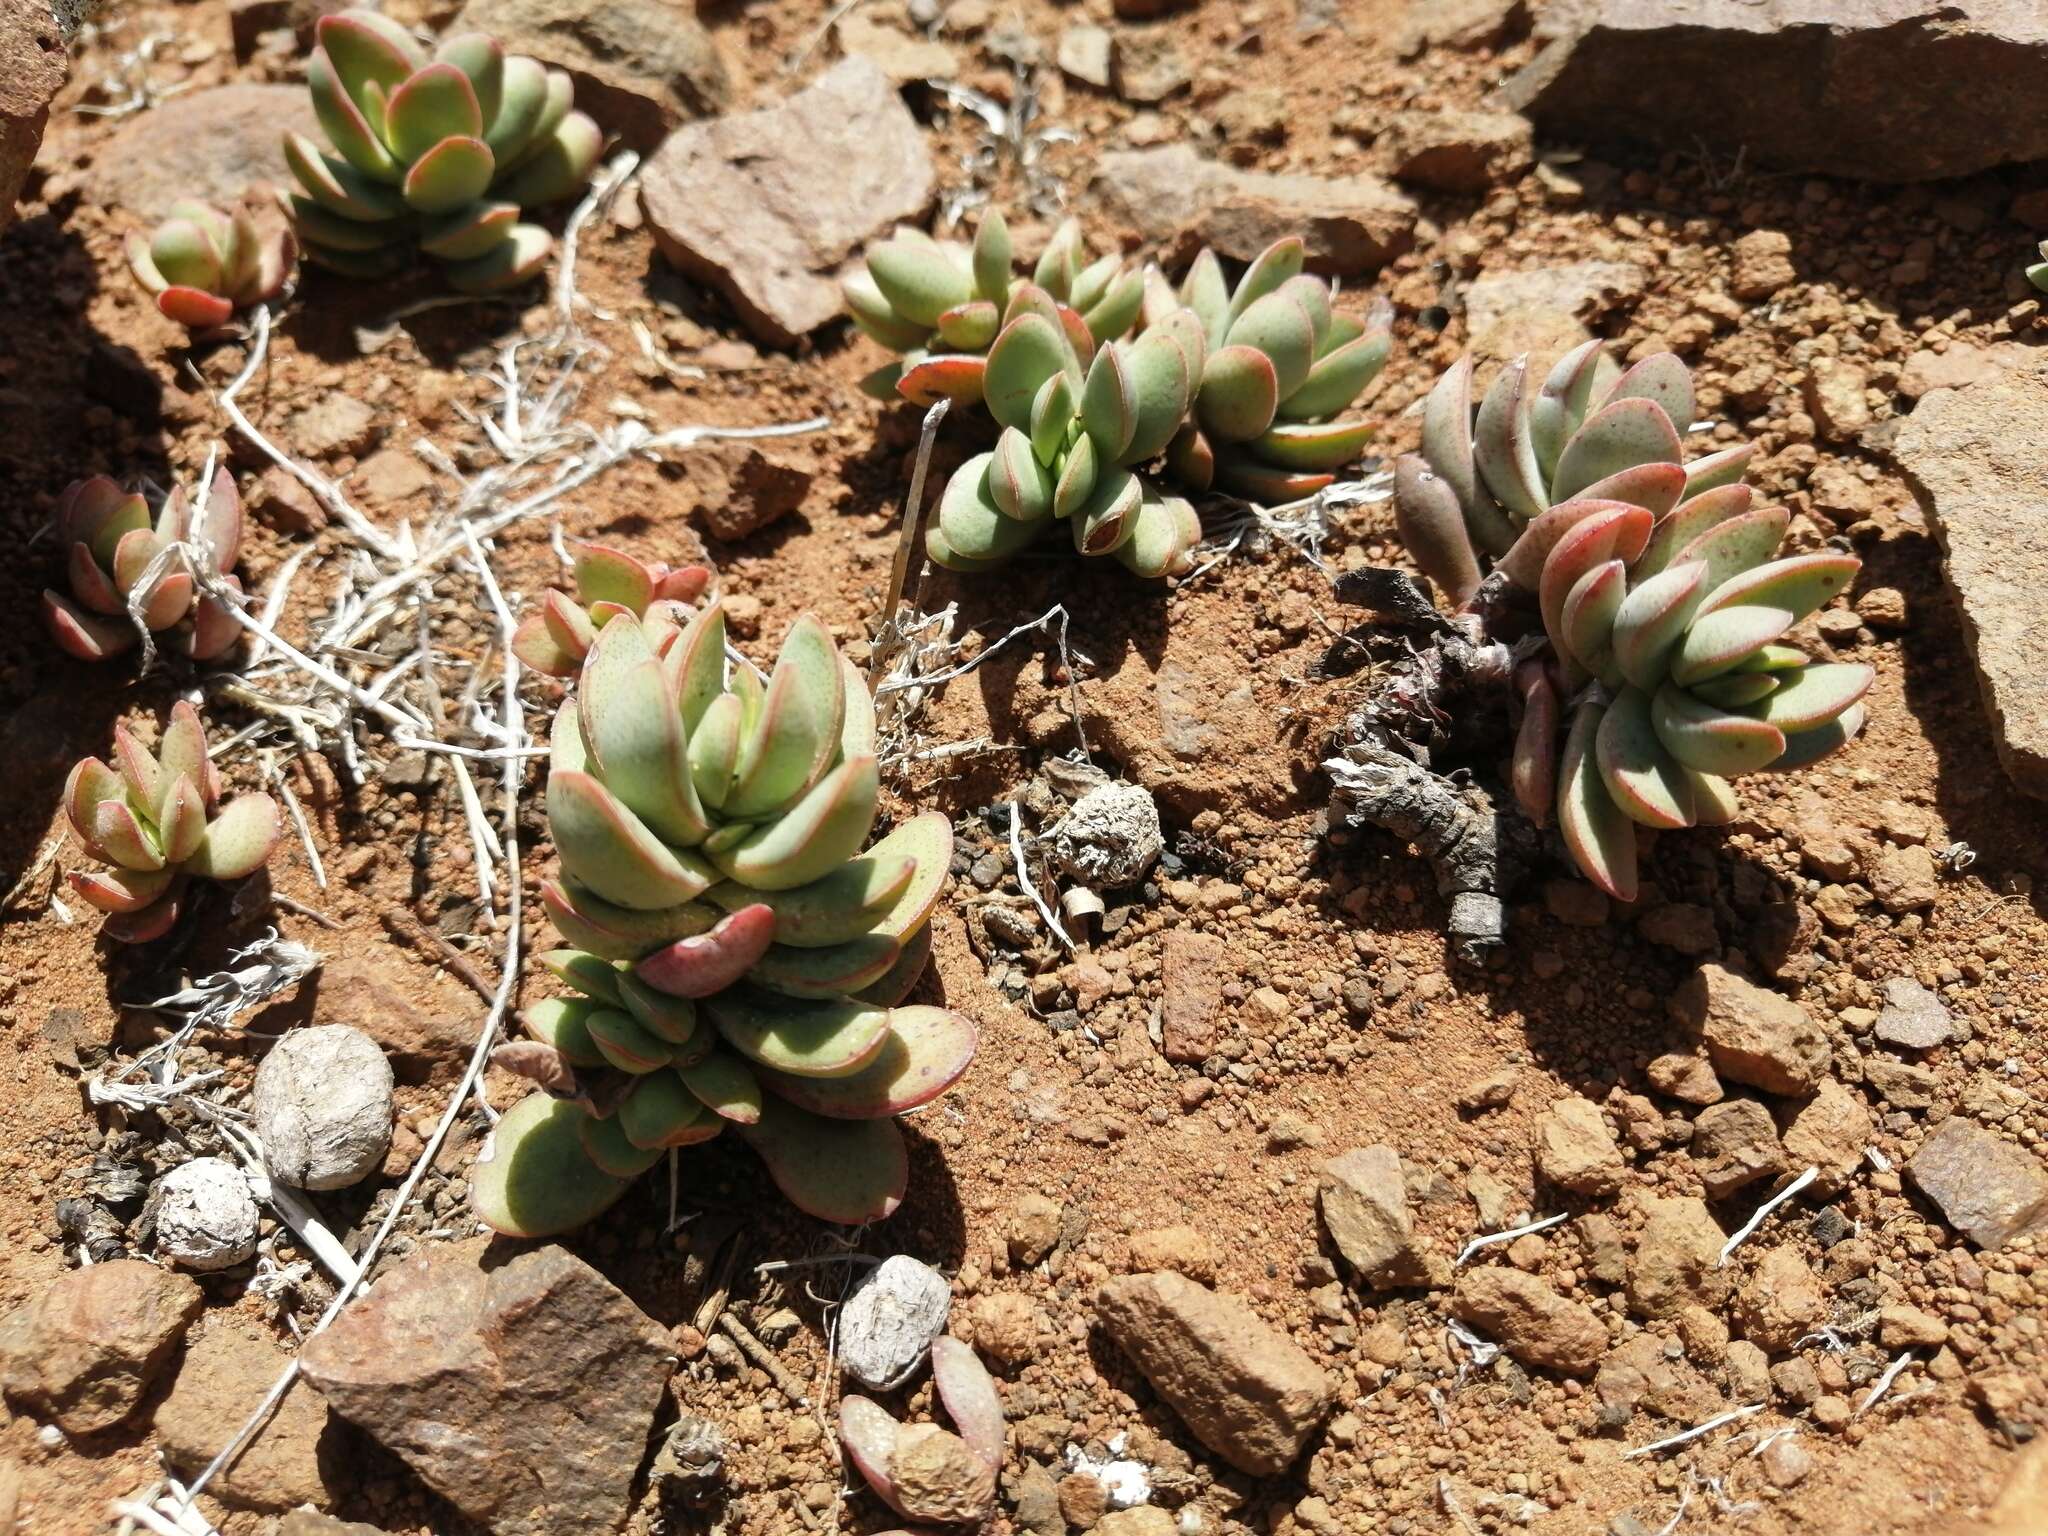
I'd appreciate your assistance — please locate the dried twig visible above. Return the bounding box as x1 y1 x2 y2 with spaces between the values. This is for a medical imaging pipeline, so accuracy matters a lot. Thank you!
1719 1166 1817 1266
715 1312 811 1407
1623 1405 1764 1459
1455 1212 1567 1268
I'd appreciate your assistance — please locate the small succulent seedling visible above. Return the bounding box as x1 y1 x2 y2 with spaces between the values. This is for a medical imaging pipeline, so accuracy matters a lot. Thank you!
509 540 712 678
2027 240 2048 294
41 468 245 664
283 9 602 290
472 603 976 1237
847 210 1145 403
1150 237 1391 503
1393 347 1869 901
127 200 295 332
840 1338 1004 1526
64 702 281 942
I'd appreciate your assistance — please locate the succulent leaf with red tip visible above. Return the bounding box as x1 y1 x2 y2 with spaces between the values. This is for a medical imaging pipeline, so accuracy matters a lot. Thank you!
1393 348 1869 901
1156 237 1391 504
847 209 1145 404
63 702 280 943
509 540 712 677
472 605 976 1237
283 9 603 291
41 468 247 664
127 200 295 333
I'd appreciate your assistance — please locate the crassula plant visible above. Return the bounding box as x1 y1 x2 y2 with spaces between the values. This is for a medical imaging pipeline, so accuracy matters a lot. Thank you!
841 1338 1003 1527
283 9 601 290
472 601 974 1237
509 540 712 678
127 200 295 332
42 467 245 664
1393 347 1869 901
847 210 1144 403
64 702 281 942
1153 240 1391 503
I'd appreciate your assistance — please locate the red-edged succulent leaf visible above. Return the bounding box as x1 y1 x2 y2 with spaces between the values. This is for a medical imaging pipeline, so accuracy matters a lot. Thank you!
1650 683 1786 776
856 923 932 1008
1559 559 1628 684
710 755 880 892
1223 286 1316 398
184 792 280 879
1742 662 1873 732
524 996 607 1066
443 222 552 292
725 614 847 819
67 541 125 614
635 903 776 998
63 756 124 852
1212 458 1334 503
705 853 915 949
678 1054 764 1124
755 1005 975 1119
1613 560 1709 692
1393 455 1482 609
897 354 988 408
705 988 891 1078
402 134 496 214
1473 357 1546 523
159 701 215 807
1549 396 1684 504
1557 697 1637 903
1602 352 1696 429
1681 442 1756 500
930 1337 1005 1470
512 613 578 676
1250 418 1374 473
471 1094 631 1238
68 865 176 914
740 1098 907 1223
156 774 207 864
186 589 242 662
1196 344 1280 443
158 287 236 329
1572 460 1689 520
548 769 716 910
580 1110 665 1177
1594 684 1696 830
92 800 164 872
1764 702 1866 772
1510 660 1558 829
101 890 183 944
984 314 1074 431
43 591 136 660
861 813 952 941
1667 503 1790 596
585 1008 674 1073
541 878 719 961
748 933 901 1000
1538 504 1653 663
840 1396 908 1514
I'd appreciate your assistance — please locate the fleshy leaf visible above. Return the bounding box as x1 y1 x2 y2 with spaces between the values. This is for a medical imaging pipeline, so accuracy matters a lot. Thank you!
755 1005 975 1118
1741 662 1873 732
1196 345 1280 443
748 934 901 1000
586 1008 674 1073
1473 358 1547 523
185 793 281 879
524 996 607 1066
1549 397 1684 504
931 1337 1005 1470
707 987 892 1078
1595 685 1696 830
549 770 717 910
471 1095 631 1238
740 1099 907 1223
635 903 777 998
1651 682 1787 775
1557 697 1637 903
679 1054 764 1124
706 851 914 949
541 877 718 961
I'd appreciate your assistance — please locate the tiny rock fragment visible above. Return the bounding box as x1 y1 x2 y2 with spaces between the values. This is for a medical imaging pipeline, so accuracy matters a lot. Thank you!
1008 1193 1062 1266
1628 1196 1729 1320
839 1254 953 1390
1533 1096 1625 1197
1317 1145 1448 1290
1158 930 1227 1062
1690 1099 1787 1200
890 1423 997 1524
158 1327 338 1511
1094 1271 1334 1476
1128 1225 1220 1282
1907 1118 2048 1250
1733 1247 1827 1352
1646 1050 1722 1106
1781 1079 1874 1196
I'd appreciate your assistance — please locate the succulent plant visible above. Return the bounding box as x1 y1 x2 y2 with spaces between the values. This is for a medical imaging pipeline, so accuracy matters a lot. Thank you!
282 9 602 291
1150 238 1391 504
127 200 295 332
63 702 281 943
472 603 975 1237
509 540 712 678
841 1338 1004 1526
42 468 246 664
848 210 1145 404
1393 347 1869 901
2027 240 2048 294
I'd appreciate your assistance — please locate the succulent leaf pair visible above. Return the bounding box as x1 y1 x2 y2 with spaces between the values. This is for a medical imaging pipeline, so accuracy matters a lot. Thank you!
63 702 281 943
42 468 246 664
283 9 602 291
841 1338 1004 1526
509 540 713 678
1394 347 1870 902
127 200 295 332
848 210 1145 405
1151 237 1391 503
472 604 976 1237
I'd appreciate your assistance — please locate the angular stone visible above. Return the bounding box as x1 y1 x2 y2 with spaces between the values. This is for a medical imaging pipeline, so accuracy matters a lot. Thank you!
1627 1196 1728 1320
686 442 814 543
1782 1079 1874 1196
1729 229 1796 301
1501 0 2048 182
1533 1096 1625 1197
1646 1050 1722 1106
1 0 67 233
1869 843 1940 913
1452 1269 1605 1377
1460 260 1647 366
1380 108 1532 191
1094 1272 1333 1476
1671 963 1830 1097
1092 144 1417 276
837 1254 951 1391
1691 1099 1786 1200
280 1513 390 1536
1395 0 1527 54
1733 1247 1826 1352
1317 1146 1448 1290
299 1240 672 1534
0 1261 202 1434
1057 23 1113 87
1892 311 2048 796
1874 977 1954 1050
641 59 934 347
833 12 959 83
1111 30 1188 103
158 1328 340 1511
1158 930 1227 1062
1863 1055 1937 1111
1906 1118 2048 1250
453 0 730 150
85 84 316 221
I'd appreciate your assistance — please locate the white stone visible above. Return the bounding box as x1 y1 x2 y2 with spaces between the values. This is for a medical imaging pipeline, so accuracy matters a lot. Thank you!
838 1255 952 1391
252 1024 394 1190
156 1157 259 1270
1048 782 1164 889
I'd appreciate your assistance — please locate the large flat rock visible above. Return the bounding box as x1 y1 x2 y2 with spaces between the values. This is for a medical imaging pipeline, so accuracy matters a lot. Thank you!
1501 0 2048 182
1 0 67 232
640 58 934 348
1893 353 2048 797
83 84 316 221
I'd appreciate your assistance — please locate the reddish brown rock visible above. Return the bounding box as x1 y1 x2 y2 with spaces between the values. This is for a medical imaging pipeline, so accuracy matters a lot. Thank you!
1502 0 2048 182
1092 144 1416 275
0 1261 202 1434
1533 1096 1625 1197
1671 963 1830 1097
1627 1196 1728 1320
1733 1247 1827 1352
1452 1269 1605 1377
1318 1145 1449 1290
85 84 316 220
1894 356 2048 797
1158 930 1227 1062
1380 108 1532 191
641 58 934 347
0 0 66 233
1094 1272 1333 1476
157 1328 342 1511
299 1240 672 1534
1782 1079 1874 1196
1907 1117 2048 1250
